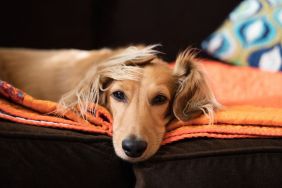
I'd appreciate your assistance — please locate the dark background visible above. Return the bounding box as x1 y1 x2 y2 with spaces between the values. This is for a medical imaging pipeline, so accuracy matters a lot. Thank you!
0 0 241 61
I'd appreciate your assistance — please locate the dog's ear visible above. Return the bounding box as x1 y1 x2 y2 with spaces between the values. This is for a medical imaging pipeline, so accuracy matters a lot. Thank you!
172 49 219 121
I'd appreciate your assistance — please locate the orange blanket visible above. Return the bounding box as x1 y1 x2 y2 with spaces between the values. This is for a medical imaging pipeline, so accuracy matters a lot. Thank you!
0 81 113 136
1 61 282 144
204 60 282 108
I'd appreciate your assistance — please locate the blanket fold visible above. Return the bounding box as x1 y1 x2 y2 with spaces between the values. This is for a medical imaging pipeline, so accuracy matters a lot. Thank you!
0 80 112 135
1 61 282 145
163 105 282 144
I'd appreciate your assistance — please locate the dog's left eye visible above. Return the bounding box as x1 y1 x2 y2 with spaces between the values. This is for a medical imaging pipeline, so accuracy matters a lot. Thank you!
112 91 127 102
151 95 168 105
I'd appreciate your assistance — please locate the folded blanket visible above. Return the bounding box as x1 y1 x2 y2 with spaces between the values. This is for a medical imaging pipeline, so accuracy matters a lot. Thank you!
164 105 282 144
1 61 282 145
0 80 113 136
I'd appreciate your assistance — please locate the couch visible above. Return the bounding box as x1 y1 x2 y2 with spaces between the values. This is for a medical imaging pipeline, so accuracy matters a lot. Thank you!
1 1 282 187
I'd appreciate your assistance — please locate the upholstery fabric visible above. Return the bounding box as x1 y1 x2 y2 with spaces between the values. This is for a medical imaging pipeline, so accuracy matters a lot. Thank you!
2 119 282 188
0 120 134 188
0 0 241 61
134 138 282 188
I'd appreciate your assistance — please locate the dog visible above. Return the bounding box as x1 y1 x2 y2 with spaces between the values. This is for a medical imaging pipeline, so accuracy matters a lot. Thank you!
0 45 219 162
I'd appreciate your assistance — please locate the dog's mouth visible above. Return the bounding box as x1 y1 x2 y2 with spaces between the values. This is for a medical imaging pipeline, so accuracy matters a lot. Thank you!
116 148 155 163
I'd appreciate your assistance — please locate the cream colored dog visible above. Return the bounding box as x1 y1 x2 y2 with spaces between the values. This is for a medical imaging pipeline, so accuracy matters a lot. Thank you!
0 45 219 162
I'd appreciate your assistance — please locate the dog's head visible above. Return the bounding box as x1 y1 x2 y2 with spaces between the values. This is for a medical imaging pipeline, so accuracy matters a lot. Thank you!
59 45 219 162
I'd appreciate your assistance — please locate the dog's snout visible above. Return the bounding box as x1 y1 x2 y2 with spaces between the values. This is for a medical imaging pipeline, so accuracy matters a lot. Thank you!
122 137 147 158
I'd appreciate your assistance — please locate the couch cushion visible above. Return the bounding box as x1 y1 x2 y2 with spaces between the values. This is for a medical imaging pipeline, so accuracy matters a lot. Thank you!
0 120 134 188
134 138 282 188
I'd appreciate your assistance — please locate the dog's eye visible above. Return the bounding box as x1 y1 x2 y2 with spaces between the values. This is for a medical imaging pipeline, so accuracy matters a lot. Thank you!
151 94 168 105
112 91 127 102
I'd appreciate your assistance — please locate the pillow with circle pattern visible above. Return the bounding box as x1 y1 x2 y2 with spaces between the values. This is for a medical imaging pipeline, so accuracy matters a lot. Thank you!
202 0 282 72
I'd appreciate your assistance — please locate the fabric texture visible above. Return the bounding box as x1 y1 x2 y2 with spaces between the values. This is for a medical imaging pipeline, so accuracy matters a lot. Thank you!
202 0 282 72
0 80 113 136
203 60 282 107
134 138 282 188
0 120 135 188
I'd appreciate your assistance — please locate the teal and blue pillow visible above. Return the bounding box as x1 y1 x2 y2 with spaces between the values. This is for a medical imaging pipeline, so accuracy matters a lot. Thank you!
202 0 282 72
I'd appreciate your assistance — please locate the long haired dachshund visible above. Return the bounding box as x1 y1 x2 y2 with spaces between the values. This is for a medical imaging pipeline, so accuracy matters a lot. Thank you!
0 45 219 162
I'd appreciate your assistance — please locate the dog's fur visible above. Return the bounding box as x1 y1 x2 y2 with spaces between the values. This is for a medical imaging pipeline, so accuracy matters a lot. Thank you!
0 45 219 162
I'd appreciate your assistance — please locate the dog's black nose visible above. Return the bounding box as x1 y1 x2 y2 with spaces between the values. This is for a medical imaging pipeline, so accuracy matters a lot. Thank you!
122 138 147 158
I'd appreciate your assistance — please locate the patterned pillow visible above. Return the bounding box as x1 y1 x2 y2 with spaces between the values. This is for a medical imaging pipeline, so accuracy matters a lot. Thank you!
202 0 282 72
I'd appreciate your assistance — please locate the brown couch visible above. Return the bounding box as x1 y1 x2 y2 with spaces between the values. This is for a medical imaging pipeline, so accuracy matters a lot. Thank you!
2 1 282 187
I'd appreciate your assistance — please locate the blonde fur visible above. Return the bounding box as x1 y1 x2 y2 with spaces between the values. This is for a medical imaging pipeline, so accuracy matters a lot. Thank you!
58 45 160 117
0 45 219 162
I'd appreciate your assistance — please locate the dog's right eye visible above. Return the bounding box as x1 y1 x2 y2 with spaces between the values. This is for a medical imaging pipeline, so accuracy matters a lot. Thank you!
112 91 127 102
151 94 168 105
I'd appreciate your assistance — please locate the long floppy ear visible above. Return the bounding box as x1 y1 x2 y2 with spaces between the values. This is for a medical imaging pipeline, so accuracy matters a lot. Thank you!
173 49 220 122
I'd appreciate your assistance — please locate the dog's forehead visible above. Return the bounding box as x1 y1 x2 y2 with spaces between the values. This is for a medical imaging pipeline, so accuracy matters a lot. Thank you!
142 63 174 84
108 63 175 91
